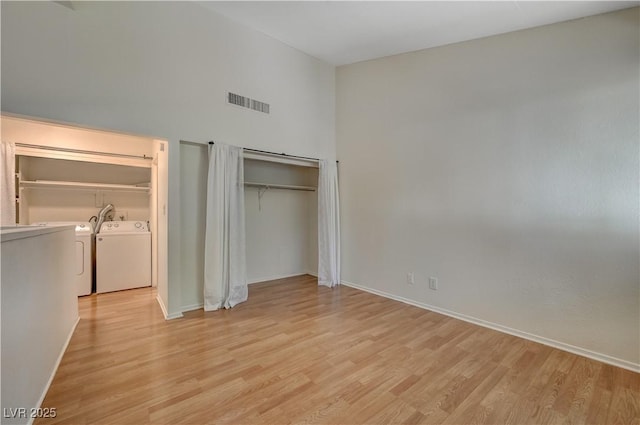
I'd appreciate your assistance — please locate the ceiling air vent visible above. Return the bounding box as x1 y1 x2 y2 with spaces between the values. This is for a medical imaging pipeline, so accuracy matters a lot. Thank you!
227 92 270 114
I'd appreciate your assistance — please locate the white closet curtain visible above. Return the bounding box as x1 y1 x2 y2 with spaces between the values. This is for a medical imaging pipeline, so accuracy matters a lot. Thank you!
1 141 16 226
318 159 341 287
204 142 248 310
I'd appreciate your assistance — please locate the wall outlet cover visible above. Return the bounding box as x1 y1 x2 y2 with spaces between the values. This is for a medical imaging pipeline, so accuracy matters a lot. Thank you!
429 277 438 290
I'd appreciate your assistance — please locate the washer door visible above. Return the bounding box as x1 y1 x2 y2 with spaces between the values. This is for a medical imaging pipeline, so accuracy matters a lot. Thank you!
96 233 151 293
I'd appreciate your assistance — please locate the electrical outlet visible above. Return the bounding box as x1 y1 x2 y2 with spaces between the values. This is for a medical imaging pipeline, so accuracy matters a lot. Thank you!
429 277 438 290
407 272 415 285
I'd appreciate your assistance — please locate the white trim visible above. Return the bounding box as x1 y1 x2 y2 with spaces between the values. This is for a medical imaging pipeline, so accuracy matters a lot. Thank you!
247 272 310 285
156 294 183 320
181 303 204 313
305 270 318 278
29 317 80 425
341 279 640 373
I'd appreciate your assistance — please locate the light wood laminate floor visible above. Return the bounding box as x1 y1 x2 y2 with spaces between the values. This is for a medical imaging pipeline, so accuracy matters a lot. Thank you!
38 275 638 424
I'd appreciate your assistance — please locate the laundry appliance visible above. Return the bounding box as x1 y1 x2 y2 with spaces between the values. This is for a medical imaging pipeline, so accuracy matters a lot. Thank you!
33 221 93 296
96 220 151 293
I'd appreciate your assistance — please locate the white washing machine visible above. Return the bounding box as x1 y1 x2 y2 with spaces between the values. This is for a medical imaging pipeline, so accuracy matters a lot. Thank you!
33 221 93 296
96 220 151 294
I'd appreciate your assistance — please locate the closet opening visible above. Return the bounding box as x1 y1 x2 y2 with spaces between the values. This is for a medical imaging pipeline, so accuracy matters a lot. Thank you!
179 140 335 312
1 114 169 314
244 157 319 285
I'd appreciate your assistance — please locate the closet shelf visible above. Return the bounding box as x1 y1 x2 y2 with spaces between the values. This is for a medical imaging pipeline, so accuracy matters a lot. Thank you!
20 180 151 193
244 181 316 192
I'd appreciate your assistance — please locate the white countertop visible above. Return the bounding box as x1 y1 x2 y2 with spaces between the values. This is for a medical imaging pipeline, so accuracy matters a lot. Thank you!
1 224 75 242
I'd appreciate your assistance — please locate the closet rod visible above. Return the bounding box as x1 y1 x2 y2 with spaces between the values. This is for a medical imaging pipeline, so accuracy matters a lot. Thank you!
245 182 316 192
14 143 153 160
208 141 338 163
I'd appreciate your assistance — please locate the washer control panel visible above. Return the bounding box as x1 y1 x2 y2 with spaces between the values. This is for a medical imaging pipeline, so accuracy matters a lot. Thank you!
99 221 149 233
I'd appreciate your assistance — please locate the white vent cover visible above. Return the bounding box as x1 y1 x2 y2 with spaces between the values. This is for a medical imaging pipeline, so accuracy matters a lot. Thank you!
227 92 270 114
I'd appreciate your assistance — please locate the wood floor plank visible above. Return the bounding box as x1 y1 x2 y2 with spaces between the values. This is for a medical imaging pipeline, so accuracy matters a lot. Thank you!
34 275 638 425
368 397 428 425
440 364 509 425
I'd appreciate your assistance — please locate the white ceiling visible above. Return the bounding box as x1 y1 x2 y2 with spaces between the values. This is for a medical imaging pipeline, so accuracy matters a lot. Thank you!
199 1 637 65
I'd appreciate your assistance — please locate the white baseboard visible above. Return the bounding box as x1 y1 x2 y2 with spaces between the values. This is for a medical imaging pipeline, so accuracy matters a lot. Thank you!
305 270 318 278
156 294 183 320
182 303 204 313
341 280 640 373
247 272 310 285
30 316 80 425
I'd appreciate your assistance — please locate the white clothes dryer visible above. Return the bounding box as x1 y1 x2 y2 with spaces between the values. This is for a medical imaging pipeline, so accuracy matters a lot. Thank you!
96 221 151 294
32 221 93 296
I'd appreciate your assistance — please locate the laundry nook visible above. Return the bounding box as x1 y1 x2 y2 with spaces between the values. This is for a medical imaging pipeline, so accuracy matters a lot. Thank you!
0 114 169 419
1 114 168 297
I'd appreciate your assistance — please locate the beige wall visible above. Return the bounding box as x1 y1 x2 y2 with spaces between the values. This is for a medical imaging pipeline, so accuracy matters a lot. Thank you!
337 8 639 368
